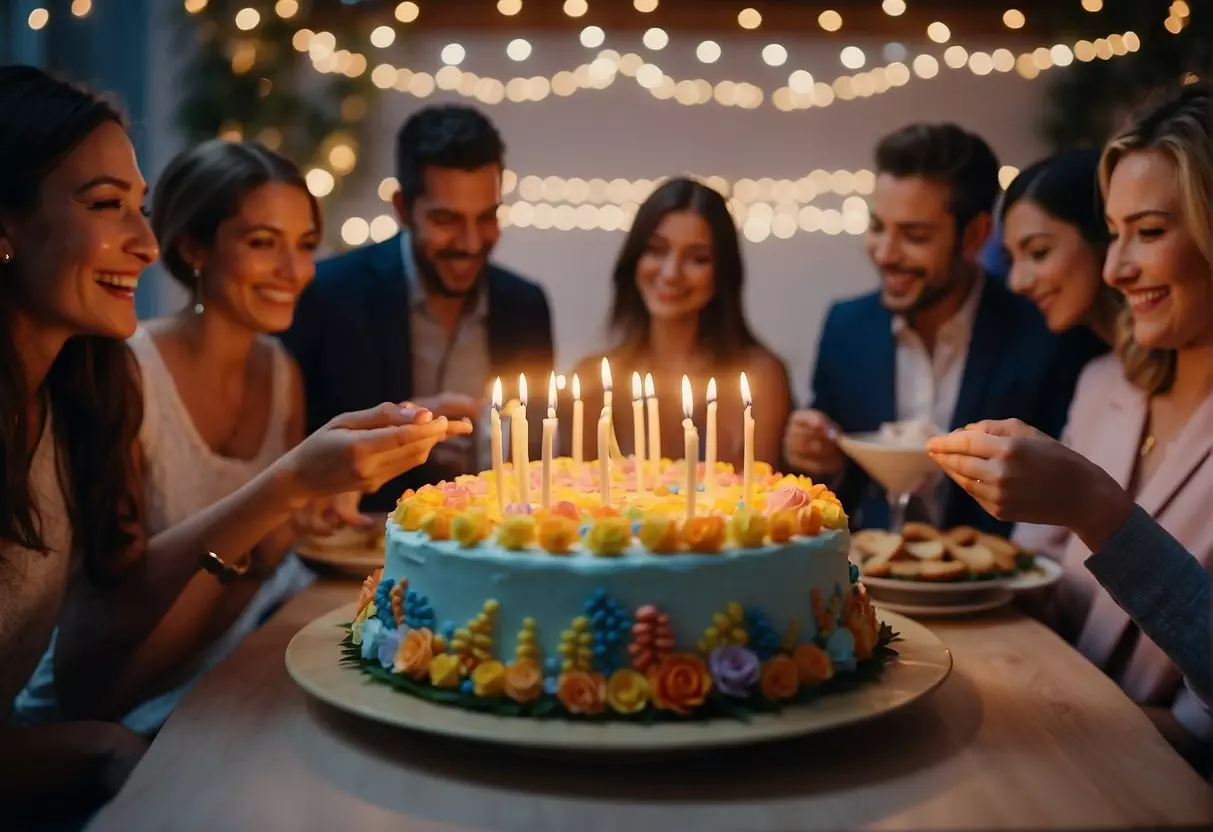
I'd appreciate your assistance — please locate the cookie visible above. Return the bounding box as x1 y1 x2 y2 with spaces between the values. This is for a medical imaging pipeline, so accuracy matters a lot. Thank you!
917 559 970 581
853 530 903 565
903 538 946 560
942 528 997 574
902 522 942 541
979 533 1020 572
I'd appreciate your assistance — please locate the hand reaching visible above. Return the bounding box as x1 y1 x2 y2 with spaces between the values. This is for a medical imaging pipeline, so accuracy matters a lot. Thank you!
783 409 845 477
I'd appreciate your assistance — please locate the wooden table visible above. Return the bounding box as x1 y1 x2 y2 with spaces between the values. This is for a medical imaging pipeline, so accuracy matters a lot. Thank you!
89 580 1213 832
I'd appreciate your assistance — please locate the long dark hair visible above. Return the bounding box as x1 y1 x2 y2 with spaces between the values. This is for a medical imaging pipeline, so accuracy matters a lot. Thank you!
609 177 760 366
999 149 1125 340
153 138 321 301
0 66 142 584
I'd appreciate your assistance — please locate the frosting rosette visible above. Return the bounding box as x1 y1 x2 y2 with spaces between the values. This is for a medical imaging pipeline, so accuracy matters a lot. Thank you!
537 515 579 554
557 670 608 715
768 509 797 543
393 498 429 531
814 498 848 530
681 515 726 553
428 653 461 688
585 515 631 556
496 514 538 550
550 500 581 523
792 642 834 686
355 568 382 618
472 660 507 697
393 626 434 680
759 654 799 701
451 508 490 548
504 659 543 703
605 668 650 714
637 513 681 554
436 481 474 511
764 486 809 516
708 644 760 698
727 509 769 548
647 653 712 714
420 508 454 541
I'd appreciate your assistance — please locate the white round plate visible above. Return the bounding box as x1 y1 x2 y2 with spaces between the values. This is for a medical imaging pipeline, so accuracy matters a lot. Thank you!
858 555 1062 600
285 603 952 753
873 590 1014 619
295 524 384 576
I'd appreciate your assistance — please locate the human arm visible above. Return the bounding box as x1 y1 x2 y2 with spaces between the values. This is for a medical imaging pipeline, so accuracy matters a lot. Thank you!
54 403 468 720
0 721 148 802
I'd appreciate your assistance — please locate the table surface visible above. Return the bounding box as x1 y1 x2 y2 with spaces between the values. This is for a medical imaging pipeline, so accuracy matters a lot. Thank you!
90 580 1213 832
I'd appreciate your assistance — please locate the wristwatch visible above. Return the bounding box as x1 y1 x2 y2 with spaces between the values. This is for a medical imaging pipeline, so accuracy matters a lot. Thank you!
199 550 253 584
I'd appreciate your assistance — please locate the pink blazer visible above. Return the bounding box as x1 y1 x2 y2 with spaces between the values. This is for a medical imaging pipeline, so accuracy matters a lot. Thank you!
1015 354 1213 707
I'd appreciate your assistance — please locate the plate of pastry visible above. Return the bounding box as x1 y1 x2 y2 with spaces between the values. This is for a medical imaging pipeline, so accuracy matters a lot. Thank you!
851 523 1061 605
295 518 387 577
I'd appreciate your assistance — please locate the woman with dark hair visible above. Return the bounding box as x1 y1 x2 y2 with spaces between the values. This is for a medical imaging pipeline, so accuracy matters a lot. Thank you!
1000 148 1124 344
568 177 790 469
15 140 337 734
0 66 466 804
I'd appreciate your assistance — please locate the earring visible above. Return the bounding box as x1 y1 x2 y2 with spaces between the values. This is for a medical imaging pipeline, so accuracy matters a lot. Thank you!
1 250 11 264
192 266 204 315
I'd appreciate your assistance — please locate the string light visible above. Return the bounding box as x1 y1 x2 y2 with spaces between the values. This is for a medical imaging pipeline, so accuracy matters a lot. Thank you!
370 26 395 48
274 0 298 17
395 1 419 23
696 41 722 64
184 0 207 12
1003 9 1026 29
580 26 605 48
1081 0 1103 11
643 28 668 50
633 0 658 10
441 43 466 65
563 0 588 17
507 39 533 61
497 0 522 14
927 22 951 43
28 7 49 29
738 8 761 30
70 0 92 17
840 46 865 69
762 44 788 67
882 0 906 15
818 11 843 32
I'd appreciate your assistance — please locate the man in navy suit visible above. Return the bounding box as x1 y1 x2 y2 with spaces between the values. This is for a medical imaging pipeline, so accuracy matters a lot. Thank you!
283 105 554 513
783 123 1103 534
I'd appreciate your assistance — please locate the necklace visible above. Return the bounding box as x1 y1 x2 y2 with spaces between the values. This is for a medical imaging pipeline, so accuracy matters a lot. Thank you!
1140 434 1156 458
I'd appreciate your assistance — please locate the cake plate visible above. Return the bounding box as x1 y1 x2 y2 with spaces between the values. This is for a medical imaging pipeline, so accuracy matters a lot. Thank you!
285 603 952 753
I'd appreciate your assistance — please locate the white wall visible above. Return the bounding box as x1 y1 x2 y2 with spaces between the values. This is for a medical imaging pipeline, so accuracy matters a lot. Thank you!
149 26 1052 403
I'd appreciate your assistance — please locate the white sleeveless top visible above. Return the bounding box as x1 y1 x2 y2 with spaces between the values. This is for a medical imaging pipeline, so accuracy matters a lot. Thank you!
13 328 314 732
1 413 71 722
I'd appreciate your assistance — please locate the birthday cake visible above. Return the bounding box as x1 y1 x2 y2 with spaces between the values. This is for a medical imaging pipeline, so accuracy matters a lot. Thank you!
344 457 896 722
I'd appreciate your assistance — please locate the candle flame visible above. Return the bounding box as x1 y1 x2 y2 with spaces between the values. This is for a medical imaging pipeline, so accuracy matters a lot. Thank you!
519 373 528 406
492 377 502 409
740 372 752 407
548 372 557 415
644 372 655 398
707 377 717 403
681 374 693 419
601 356 612 390
572 373 581 400
631 371 642 400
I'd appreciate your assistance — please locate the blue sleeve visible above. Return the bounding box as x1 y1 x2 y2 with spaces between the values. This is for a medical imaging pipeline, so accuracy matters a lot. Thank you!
1084 506 1211 704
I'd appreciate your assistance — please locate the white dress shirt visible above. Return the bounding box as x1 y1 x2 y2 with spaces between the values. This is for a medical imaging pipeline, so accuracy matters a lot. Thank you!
891 276 984 521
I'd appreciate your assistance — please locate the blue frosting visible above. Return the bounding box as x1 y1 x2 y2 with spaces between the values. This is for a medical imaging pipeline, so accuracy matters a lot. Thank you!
360 619 384 661
383 522 851 667
827 627 857 672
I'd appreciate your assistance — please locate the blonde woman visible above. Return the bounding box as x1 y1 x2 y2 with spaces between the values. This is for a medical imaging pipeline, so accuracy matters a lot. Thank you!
928 82 1212 768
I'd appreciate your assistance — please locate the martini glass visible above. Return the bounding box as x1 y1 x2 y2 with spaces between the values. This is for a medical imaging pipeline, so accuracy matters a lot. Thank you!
837 432 940 531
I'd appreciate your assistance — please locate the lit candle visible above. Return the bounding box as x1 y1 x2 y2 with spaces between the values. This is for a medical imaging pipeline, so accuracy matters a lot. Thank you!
601 357 622 460
601 357 613 410
682 375 698 522
491 377 505 514
542 372 557 509
631 372 646 496
705 377 717 505
598 407 611 507
741 372 754 509
514 373 530 506
645 372 660 487
571 373 583 466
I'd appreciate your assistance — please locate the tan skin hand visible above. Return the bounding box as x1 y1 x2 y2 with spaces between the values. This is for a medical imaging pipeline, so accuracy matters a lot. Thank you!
783 409 845 477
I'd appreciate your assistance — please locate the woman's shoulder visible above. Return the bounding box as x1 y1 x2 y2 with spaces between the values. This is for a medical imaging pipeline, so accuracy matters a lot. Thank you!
1074 353 1130 401
736 345 790 386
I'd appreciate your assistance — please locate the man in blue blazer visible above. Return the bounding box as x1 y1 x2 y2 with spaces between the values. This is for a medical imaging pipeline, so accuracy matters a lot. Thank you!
784 123 1104 534
283 105 554 513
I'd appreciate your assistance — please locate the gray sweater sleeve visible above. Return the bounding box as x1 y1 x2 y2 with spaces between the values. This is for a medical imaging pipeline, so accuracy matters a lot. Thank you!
1084 506 1211 704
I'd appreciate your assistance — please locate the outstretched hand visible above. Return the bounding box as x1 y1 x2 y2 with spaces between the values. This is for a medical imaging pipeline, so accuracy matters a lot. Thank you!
927 419 1135 549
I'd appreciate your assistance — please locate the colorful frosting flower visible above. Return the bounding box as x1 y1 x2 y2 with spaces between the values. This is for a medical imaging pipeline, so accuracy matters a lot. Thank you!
708 645 760 698
814 499 847 530
438 481 473 511
504 659 544 703
351 601 376 645
681 515 727 553
637 513 681 554
768 509 797 543
356 568 383 618
826 627 858 673
792 642 834 686
393 626 434 680
605 668 650 714
537 515 580 554
647 653 712 715
797 503 824 537
760 654 800 701
394 499 429 532
764 486 809 516
557 670 608 715
452 508 491 548
421 508 454 541
414 486 447 508
728 509 769 548
358 615 383 654
585 515 632 557
428 653 462 688
505 502 533 516
551 500 582 523
472 659 507 697
378 628 404 670
844 591 879 660
496 514 538 550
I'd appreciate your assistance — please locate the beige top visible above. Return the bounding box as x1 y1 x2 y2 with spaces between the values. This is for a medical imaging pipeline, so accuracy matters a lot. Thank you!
0 413 70 722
